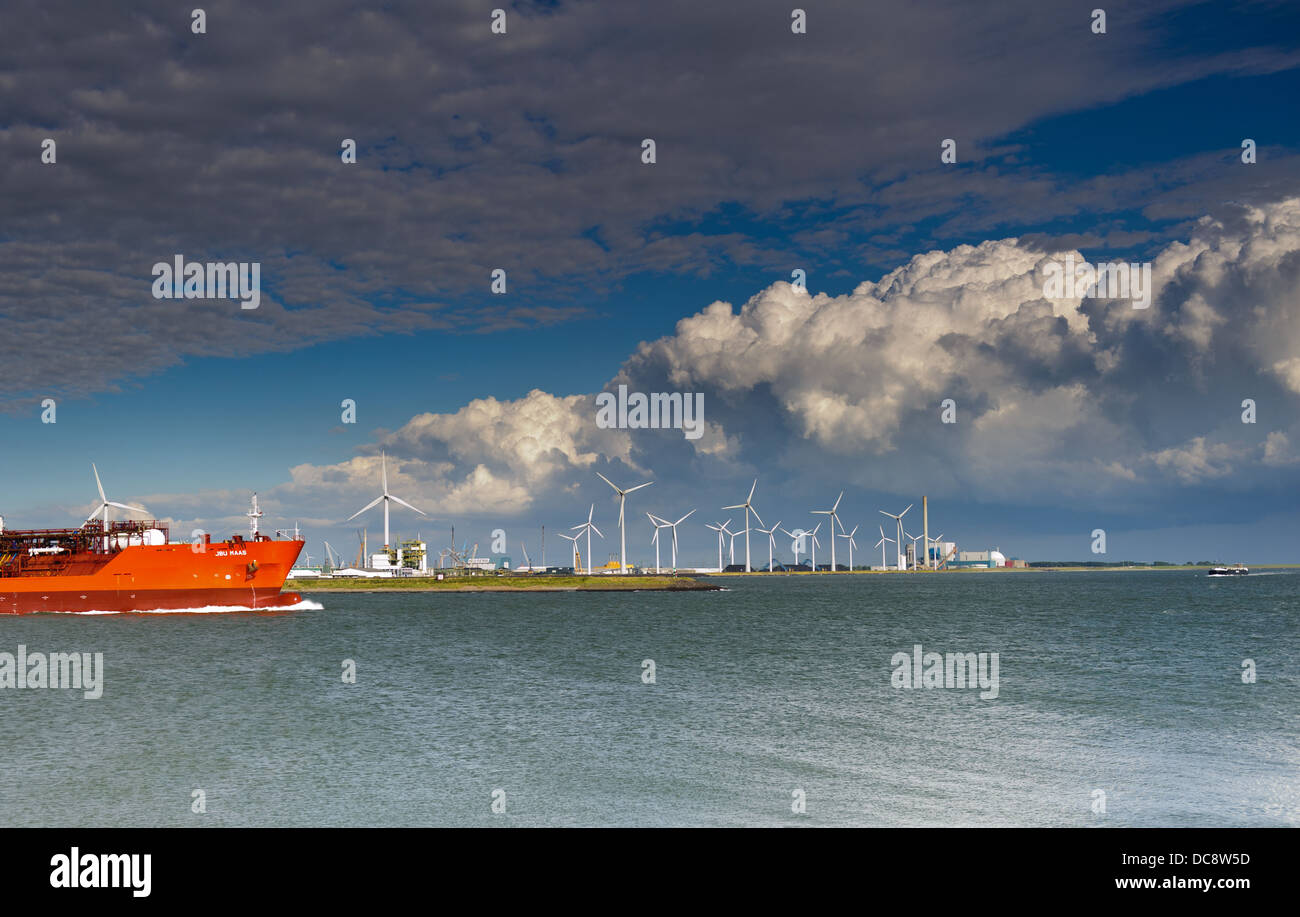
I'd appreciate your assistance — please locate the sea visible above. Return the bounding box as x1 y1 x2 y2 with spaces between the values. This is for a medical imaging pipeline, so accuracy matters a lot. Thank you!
1 570 1296 827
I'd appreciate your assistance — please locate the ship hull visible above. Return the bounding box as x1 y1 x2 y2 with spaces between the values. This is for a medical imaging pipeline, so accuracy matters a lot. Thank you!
3 588 304 615
1 539 305 615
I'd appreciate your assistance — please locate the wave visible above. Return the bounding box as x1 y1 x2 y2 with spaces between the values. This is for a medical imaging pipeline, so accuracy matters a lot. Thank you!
65 599 325 616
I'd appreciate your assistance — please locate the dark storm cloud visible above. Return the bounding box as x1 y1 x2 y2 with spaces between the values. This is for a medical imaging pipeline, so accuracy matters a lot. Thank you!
2 0 1297 405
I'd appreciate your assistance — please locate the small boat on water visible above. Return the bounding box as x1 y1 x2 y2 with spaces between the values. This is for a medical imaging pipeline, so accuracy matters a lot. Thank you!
1207 563 1249 576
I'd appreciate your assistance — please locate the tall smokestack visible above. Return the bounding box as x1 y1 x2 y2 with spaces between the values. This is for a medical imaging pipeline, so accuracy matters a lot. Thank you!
923 496 929 571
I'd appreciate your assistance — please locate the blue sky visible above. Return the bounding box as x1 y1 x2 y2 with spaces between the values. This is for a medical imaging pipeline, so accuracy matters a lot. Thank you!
2 0 1299 564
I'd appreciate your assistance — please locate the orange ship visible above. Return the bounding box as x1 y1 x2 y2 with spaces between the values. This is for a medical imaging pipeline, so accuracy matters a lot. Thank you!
0 518 304 614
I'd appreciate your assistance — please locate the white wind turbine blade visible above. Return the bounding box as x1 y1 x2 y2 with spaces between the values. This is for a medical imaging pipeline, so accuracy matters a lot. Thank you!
674 509 696 526
832 491 843 512
747 479 757 503
108 501 148 515
625 481 652 494
595 472 620 494
587 503 595 523
348 495 385 520
589 523 604 539
722 503 745 511
749 505 764 528
92 463 107 502
85 503 107 525
387 494 427 516
899 504 913 518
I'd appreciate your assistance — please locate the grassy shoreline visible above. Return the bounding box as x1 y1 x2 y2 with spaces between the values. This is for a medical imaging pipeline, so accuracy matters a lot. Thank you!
289 574 720 593
287 564 1295 592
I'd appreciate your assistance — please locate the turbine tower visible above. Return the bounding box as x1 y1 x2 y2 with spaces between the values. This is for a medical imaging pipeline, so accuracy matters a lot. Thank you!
705 520 732 572
347 451 427 551
647 512 671 574
879 503 912 571
780 526 806 568
927 532 945 570
837 524 859 571
570 503 603 575
875 525 895 570
807 522 822 570
905 532 924 570
557 531 580 570
596 472 652 574
660 509 695 572
723 479 763 572
756 520 782 572
812 491 845 571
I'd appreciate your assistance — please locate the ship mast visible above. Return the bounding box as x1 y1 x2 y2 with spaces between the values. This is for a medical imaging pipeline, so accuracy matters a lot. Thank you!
247 493 263 538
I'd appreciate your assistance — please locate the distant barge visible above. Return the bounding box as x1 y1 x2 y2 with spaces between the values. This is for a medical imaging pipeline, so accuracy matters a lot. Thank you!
1207 564 1249 576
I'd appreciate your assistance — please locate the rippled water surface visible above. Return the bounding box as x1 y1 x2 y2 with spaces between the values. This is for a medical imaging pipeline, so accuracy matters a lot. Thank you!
2 571 1296 826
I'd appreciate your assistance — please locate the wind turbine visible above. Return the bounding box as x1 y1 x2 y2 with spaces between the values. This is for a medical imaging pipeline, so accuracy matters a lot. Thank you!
347 451 427 551
927 532 946 570
84 463 149 549
647 512 671 573
659 509 695 572
596 472 652 574
705 520 732 572
557 531 580 570
723 479 763 572
904 532 924 570
879 504 912 571
837 524 859 571
570 503 603 575
808 522 822 570
717 522 738 564
875 525 895 570
812 491 845 571
780 526 806 568
756 520 782 572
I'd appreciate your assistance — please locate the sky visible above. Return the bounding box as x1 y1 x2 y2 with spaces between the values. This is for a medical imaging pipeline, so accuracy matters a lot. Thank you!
2 0 1300 565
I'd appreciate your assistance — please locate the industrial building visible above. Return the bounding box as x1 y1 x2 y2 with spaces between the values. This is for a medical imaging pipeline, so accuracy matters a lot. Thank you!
946 549 1008 569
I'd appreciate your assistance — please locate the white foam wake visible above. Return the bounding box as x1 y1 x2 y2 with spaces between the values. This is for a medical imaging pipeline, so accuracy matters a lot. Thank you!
65 599 325 615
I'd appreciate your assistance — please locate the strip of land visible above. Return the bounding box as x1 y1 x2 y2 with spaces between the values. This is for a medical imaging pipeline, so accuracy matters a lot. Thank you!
290 574 720 592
